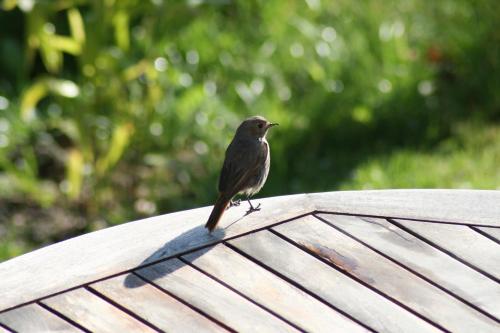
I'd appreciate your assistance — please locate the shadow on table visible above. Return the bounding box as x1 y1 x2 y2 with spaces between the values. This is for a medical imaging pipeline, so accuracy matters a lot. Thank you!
123 225 225 288
124 207 257 288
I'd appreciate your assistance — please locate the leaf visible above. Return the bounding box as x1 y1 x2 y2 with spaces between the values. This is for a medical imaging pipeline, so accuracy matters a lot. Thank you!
2 0 17 10
20 81 48 121
96 122 134 175
66 149 84 200
113 10 130 51
21 78 80 120
67 8 85 44
39 38 62 73
47 35 81 55
47 78 80 97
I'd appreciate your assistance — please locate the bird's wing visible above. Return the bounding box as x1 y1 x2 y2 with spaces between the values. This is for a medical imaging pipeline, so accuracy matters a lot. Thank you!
218 139 267 196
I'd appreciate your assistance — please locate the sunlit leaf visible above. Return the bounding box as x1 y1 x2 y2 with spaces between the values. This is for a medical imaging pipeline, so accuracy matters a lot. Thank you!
47 35 81 55
20 81 48 121
21 78 80 120
47 79 80 97
67 8 85 44
39 39 62 73
113 10 129 51
308 61 325 81
96 123 134 175
66 149 84 200
2 0 17 10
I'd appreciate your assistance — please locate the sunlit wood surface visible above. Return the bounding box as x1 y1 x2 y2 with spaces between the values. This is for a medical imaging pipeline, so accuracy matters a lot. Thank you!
0 190 499 332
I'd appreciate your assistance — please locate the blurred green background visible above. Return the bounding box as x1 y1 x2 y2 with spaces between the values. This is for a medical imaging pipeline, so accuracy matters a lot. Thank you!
0 0 499 261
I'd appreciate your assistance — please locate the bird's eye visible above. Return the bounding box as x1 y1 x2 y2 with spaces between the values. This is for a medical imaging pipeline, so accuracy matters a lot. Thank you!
257 123 263 129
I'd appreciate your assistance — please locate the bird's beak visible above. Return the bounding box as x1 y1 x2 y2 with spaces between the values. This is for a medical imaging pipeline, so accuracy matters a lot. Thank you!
267 122 279 128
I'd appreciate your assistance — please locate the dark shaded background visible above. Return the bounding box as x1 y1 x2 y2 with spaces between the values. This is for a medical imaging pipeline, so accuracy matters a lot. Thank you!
0 0 499 260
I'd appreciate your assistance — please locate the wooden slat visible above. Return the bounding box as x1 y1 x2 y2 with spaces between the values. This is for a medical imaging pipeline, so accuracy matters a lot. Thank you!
474 226 500 242
0 193 313 311
318 214 500 319
0 303 80 332
90 273 224 333
42 288 156 333
310 190 500 226
136 258 297 332
274 216 499 333
229 230 441 333
183 244 368 332
395 219 500 281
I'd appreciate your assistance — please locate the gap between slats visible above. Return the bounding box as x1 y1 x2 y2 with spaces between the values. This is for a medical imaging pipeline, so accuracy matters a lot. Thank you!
387 219 500 284
37 301 90 333
0 323 15 333
131 272 236 333
316 211 500 228
85 285 164 333
469 226 500 245
177 256 306 333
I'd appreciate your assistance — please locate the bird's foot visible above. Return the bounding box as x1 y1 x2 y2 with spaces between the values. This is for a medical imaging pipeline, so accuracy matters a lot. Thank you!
227 199 241 210
246 199 261 214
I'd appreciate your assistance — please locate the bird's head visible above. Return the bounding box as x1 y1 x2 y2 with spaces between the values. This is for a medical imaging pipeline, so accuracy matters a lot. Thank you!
236 116 278 139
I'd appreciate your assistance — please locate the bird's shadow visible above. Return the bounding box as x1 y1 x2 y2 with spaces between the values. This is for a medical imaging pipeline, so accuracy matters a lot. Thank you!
123 205 257 289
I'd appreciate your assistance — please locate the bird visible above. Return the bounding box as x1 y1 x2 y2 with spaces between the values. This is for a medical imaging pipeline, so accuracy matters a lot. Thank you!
205 116 278 232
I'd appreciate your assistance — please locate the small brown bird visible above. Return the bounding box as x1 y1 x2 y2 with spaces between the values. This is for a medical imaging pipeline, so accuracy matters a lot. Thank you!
205 116 278 232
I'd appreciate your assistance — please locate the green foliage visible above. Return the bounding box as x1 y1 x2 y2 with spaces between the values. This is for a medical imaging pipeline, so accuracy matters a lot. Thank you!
0 0 499 260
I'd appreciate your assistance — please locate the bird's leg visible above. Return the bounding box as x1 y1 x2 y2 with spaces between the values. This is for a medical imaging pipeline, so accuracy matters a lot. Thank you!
246 196 261 213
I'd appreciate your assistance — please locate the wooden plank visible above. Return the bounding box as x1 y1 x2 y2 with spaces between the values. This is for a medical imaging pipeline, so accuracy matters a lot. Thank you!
91 273 224 333
318 214 500 319
0 193 313 311
310 190 500 226
274 215 499 333
42 288 156 333
0 303 80 333
229 230 441 333
183 244 368 332
395 219 500 281
474 226 500 242
136 258 297 332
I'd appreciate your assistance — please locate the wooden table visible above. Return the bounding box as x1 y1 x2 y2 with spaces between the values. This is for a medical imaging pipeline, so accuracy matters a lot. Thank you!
0 190 499 332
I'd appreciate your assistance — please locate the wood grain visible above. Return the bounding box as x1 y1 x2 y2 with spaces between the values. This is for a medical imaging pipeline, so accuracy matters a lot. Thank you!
42 288 155 333
274 215 499 333
310 190 500 226
395 219 500 281
91 273 224 333
229 230 441 333
137 258 297 332
183 244 368 333
0 303 80 333
317 214 500 318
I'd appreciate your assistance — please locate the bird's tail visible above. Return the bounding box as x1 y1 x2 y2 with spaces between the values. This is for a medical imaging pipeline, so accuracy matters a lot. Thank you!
205 194 230 232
